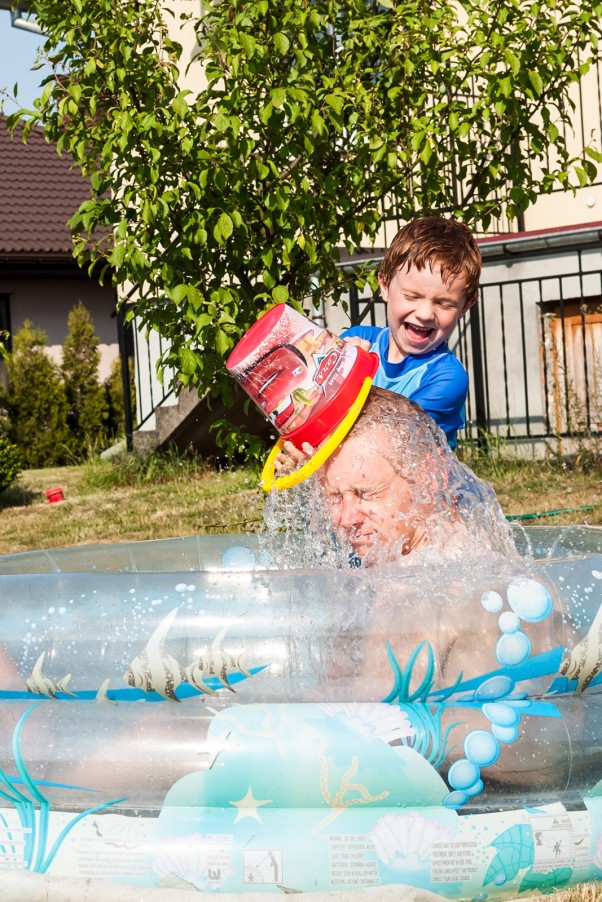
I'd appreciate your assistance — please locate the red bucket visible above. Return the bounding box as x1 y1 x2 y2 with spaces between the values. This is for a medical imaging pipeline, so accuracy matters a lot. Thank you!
45 487 64 504
226 305 378 449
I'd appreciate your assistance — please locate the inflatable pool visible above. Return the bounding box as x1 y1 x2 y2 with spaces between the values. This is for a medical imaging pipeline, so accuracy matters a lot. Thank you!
0 525 601 900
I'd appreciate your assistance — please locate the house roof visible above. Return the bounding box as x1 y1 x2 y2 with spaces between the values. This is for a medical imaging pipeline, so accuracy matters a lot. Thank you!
0 115 90 260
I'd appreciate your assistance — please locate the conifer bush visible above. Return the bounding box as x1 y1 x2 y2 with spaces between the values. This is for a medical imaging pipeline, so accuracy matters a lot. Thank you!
62 301 109 456
4 321 72 468
0 435 21 494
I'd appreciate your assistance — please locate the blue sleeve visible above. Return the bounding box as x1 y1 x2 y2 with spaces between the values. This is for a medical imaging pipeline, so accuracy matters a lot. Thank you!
340 325 382 344
406 359 468 447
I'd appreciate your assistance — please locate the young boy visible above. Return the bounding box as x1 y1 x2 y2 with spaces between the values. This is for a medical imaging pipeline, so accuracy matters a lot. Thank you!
342 216 481 449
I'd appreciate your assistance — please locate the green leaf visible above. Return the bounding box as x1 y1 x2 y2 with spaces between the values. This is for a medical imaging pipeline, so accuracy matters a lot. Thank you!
274 32 290 54
528 70 543 96
180 348 198 375
272 285 289 303
173 92 189 118
215 329 231 356
172 284 189 303
216 212 234 239
499 77 513 98
271 88 287 109
325 93 344 115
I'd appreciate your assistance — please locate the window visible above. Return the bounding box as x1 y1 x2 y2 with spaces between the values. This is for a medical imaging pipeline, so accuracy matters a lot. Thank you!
541 298 602 434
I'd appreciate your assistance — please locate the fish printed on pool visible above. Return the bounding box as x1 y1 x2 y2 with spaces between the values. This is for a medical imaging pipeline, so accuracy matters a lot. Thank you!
123 608 252 701
25 651 76 699
560 601 602 692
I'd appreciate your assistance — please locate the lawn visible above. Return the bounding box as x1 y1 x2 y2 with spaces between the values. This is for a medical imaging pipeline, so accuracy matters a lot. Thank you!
0 451 600 555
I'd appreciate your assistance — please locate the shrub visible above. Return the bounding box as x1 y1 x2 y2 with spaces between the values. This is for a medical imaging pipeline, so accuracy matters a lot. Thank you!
62 301 109 456
0 435 21 493
4 321 71 468
104 354 135 442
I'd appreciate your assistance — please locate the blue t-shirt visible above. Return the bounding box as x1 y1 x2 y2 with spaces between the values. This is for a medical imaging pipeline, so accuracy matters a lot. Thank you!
341 325 468 448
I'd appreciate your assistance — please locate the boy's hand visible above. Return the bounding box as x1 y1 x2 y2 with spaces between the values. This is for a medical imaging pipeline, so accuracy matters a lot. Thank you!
274 440 315 475
343 336 371 352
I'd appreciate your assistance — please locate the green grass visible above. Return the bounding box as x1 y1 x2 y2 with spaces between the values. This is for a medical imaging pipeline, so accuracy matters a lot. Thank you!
0 448 600 555
0 453 265 554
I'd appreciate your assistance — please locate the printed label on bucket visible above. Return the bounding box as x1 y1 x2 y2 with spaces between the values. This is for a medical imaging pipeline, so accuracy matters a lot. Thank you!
236 325 357 435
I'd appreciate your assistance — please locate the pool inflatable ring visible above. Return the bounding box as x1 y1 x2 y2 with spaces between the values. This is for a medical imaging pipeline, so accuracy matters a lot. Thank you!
0 525 601 899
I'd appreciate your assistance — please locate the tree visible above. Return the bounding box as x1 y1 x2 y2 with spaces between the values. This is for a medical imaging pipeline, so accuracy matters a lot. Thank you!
9 0 602 440
62 301 109 454
4 321 71 468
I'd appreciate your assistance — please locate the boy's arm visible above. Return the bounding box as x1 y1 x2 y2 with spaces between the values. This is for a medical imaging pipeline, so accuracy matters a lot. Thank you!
340 324 382 354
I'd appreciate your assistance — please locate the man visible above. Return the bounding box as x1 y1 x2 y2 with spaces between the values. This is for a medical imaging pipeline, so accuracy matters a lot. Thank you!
276 386 516 566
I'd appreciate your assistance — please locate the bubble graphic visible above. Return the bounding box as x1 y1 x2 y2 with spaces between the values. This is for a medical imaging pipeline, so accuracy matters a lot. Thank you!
480 590 503 613
443 790 468 810
492 724 519 744
464 730 500 767
496 631 531 666
482 702 520 728
506 578 553 622
464 778 484 798
498 611 520 633
448 759 480 791
474 676 514 701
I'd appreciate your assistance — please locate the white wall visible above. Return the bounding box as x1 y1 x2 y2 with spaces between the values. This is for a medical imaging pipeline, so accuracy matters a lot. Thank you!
0 276 119 381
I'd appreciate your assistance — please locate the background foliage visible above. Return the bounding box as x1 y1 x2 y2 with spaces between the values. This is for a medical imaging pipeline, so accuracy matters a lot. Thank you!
62 300 109 448
0 310 128 468
8 0 602 445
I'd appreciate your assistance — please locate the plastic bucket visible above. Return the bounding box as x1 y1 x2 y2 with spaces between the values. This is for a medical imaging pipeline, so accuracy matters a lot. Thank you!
45 487 64 504
226 304 378 449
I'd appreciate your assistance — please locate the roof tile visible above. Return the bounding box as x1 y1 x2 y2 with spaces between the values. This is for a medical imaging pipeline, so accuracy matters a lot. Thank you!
0 116 91 256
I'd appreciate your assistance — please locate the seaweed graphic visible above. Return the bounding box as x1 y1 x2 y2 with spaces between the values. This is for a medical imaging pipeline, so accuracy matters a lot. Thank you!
520 866 572 894
0 702 125 873
382 641 462 768
484 824 533 886
382 641 463 704
397 702 458 769
312 739 389 833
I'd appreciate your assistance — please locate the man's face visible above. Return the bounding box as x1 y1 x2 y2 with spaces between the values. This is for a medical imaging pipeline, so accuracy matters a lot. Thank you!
379 263 470 363
320 430 424 563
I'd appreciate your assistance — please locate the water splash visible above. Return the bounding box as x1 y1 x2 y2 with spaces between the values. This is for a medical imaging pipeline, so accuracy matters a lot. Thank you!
260 395 519 571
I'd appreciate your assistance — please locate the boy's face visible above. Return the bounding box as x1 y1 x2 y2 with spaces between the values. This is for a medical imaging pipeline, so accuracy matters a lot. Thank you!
379 263 472 363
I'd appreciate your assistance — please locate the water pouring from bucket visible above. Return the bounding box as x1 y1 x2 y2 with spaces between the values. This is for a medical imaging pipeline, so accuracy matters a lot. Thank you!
226 304 378 492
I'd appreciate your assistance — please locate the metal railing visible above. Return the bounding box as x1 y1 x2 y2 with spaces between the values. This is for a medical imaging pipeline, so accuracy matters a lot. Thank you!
348 254 602 446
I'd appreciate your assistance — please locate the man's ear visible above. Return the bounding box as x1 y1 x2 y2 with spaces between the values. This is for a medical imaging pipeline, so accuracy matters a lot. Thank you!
378 273 389 302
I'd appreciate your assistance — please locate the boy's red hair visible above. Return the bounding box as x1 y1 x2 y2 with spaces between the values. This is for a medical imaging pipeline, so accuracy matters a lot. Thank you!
379 217 481 309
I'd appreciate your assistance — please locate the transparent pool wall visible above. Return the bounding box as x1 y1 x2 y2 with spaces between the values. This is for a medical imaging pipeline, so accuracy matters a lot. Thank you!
0 526 601 896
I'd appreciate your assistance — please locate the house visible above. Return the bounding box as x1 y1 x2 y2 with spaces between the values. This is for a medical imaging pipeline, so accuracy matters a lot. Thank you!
5 4 599 459
0 115 124 399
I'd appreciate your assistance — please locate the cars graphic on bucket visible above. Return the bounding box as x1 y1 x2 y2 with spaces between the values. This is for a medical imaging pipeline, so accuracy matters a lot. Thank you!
226 305 378 491
226 304 378 451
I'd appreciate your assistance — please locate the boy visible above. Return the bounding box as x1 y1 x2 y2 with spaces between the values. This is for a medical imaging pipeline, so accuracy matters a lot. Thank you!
342 216 481 449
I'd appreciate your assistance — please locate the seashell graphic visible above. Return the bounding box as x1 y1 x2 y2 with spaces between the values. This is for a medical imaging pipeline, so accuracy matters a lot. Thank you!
151 832 233 889
89 813 145 849
318 702 414 744
369 812 454 867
